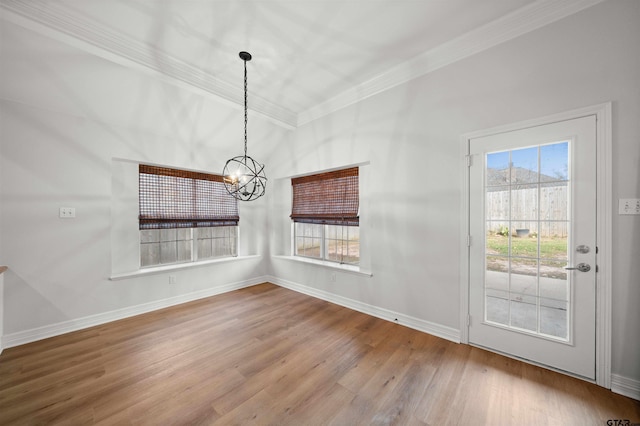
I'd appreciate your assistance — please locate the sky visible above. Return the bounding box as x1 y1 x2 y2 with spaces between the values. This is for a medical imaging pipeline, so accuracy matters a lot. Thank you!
486 141 569 180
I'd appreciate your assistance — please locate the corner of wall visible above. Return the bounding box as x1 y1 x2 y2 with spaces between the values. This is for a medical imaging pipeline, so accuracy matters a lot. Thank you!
0 268 5 355
611 374 640 401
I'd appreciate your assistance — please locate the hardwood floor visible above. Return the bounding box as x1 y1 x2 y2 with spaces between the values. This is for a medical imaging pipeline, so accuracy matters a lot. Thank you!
1 283 638 425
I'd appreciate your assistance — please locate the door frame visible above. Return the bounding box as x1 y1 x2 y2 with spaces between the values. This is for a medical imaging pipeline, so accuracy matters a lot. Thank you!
459 103 612 388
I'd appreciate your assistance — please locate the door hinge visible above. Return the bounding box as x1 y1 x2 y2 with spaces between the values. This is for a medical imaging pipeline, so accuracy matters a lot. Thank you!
467 315 471 327
467 235 471 247
466 155 472 167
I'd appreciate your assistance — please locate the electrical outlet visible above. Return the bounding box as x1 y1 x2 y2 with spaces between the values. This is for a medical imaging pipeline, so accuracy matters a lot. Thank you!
330 273 336 283
169 275 176 285
59 207 76 218
619 198 640 215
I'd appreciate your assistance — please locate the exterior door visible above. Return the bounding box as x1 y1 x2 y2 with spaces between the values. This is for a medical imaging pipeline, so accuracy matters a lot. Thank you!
468 115 596 380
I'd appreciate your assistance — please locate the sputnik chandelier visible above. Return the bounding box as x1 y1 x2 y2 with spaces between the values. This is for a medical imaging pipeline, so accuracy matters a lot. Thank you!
223 51 267 201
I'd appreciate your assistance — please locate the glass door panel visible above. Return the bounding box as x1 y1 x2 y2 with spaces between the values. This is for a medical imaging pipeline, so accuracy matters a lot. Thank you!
484 141 570 340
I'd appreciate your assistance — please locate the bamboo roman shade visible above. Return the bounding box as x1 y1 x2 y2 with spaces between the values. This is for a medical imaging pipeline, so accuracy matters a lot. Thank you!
290 167 359 226
139 165 239 229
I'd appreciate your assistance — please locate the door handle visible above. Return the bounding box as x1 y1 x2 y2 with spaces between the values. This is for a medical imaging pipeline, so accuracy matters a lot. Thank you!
565 263 591 272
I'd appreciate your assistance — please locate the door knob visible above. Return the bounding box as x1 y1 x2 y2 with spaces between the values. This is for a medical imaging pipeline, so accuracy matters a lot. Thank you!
565 263 591 272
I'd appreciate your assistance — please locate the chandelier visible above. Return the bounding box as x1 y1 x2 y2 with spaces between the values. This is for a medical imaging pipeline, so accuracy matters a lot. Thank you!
223 51 267 201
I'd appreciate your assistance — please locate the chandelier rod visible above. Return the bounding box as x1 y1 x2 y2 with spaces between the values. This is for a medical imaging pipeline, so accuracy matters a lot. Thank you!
243 55 248 157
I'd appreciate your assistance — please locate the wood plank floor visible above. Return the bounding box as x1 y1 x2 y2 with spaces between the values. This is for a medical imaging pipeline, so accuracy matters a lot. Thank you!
1 283 638 425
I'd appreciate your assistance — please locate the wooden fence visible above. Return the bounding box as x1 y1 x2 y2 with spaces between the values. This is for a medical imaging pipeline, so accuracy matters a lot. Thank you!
486 185 568 237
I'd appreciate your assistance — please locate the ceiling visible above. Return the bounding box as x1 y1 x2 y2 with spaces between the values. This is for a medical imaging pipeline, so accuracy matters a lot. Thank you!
0 0 604 128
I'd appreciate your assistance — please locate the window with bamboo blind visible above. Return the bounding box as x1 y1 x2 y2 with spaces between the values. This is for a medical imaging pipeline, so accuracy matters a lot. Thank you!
139 164 239 229
138 165 238 267
291 167 359 265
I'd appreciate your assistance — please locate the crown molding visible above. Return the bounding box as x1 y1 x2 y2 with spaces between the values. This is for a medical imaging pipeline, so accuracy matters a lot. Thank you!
297 0 607 126
0 0 297 129
1 0 606 129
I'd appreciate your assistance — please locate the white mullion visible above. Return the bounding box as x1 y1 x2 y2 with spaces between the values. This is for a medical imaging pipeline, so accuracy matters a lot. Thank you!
507 150 513 328
342 226 350 263
536 146 542 334
321 224 327 262
191 227 197 261
234 225 239 257
341 225 347 264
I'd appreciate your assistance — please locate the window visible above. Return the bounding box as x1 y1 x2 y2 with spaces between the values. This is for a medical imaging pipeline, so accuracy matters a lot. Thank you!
291 167 359 265
139 165 238 267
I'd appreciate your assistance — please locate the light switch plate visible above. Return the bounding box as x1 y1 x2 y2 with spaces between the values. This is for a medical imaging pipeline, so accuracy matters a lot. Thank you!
59 207 76 218
618 198 640 215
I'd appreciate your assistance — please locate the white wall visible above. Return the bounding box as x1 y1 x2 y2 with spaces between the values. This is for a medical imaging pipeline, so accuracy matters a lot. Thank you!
0 270 4 352
0 20 286 340
1 0 638 390
266 0 640 385
0 116 3 350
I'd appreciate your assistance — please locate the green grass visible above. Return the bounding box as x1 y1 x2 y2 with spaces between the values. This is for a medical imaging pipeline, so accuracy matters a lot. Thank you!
486 233 567 259
486 234 568 278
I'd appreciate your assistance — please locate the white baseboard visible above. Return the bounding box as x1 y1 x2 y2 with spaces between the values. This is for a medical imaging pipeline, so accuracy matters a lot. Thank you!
1 276 268 350
267 275 461 344
611 374 640 401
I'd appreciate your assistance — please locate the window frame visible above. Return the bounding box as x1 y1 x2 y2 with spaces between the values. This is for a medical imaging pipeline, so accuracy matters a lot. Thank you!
293 222 360 265
140 226 239 268
138 164 239 268
290 167 360 266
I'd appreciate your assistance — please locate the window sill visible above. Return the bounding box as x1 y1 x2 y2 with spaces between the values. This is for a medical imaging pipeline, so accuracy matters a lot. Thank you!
273 255 372 277
109 255 261 281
